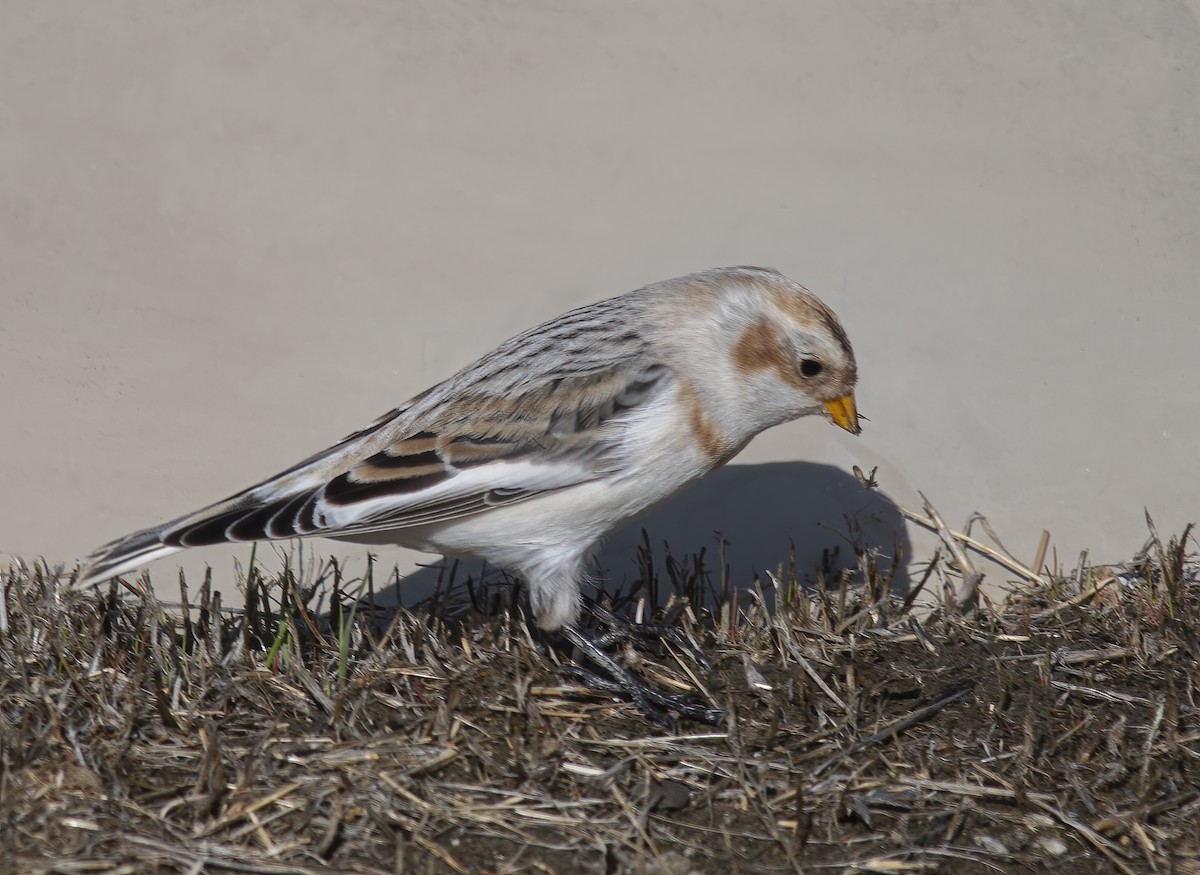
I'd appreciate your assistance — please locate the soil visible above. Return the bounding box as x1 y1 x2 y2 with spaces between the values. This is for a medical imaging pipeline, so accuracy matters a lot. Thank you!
1 522 1198 874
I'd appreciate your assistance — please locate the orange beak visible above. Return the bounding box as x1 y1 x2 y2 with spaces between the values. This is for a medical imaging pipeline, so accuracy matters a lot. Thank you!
823 393 861 435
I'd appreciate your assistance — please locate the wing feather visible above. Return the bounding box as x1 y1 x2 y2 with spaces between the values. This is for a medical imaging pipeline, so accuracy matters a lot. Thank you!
80 357 672 585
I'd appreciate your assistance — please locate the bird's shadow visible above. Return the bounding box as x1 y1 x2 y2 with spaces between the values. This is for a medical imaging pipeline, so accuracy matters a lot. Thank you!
365 461 910 619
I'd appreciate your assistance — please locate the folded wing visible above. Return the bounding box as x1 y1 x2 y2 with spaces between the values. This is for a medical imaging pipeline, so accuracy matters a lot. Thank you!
78 359 671 586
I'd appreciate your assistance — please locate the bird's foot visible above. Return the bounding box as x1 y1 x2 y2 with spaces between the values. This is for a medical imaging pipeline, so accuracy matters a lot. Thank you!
584 603 714 671
557 608 723 727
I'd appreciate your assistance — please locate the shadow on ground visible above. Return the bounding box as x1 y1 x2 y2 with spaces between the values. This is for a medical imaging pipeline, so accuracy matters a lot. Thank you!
367 461 910 616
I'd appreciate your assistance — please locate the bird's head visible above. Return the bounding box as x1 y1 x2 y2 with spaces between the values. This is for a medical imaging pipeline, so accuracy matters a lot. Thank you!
675 267 860 437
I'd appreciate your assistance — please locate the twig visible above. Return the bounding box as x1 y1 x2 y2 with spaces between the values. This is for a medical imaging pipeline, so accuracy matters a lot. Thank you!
900 503 1043 586
1032 576 1117 621
969 764 1136 874
916 494 984 611
811 684 973 778
1049 680 1153 709
1031 530 1051 577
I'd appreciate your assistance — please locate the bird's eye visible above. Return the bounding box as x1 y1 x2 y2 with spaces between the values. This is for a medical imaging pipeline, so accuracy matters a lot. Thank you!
800 359 823 378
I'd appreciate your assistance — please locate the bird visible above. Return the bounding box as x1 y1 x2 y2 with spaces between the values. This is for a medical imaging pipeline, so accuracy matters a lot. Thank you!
79 266 859 718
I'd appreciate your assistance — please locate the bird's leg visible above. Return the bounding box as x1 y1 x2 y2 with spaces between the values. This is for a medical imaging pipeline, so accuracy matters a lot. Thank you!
584 602 713 671
557 616 724 726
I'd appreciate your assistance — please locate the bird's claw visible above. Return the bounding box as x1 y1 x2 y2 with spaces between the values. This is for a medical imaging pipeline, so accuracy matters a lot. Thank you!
559 618 723 727
586 602 713 671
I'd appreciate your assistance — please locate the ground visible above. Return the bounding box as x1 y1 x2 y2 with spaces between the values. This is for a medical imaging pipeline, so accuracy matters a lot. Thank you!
1 520 1198 875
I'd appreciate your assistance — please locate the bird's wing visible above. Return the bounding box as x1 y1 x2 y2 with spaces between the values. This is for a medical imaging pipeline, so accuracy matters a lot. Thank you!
79 360 672 583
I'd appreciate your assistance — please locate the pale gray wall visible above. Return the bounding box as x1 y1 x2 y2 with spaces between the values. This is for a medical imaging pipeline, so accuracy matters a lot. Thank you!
3 2 1197 599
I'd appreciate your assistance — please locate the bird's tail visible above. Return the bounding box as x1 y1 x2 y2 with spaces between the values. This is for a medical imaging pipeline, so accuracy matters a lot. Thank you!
76 524 184 590
75 422 383 589
75 480 285 589
75 473 326 590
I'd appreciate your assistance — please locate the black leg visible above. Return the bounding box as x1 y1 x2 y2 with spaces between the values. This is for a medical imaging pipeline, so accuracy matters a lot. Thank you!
557 619 724 727
585 603 714 671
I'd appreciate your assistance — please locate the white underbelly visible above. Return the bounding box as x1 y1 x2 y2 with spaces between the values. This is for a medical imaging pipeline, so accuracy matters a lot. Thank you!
328 379 744 575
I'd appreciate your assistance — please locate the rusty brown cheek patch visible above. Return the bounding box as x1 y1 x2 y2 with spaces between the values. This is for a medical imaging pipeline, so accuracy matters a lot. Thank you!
731 322 785 372
731 322 806 391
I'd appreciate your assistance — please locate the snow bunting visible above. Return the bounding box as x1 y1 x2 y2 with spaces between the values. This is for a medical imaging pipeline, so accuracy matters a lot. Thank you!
79 266 859 633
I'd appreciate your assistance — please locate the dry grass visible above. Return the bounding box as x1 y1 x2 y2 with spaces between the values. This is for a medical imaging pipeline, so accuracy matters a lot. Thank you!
1 517 1198 874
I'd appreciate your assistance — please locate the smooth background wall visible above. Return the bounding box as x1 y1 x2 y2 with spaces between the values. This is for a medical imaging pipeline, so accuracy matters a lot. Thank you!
3 2 1197 601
